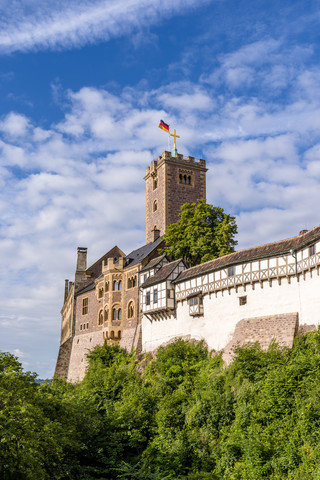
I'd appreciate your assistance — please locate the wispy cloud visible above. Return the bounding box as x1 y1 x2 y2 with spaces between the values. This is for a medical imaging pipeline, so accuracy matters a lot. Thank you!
0 0 210 54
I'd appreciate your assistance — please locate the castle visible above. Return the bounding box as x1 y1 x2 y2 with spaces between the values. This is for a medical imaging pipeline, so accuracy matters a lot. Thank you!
55 148 319 382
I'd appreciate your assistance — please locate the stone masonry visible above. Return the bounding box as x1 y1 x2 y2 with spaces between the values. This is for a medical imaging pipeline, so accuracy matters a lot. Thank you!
145 151 207 243
222 313 299 364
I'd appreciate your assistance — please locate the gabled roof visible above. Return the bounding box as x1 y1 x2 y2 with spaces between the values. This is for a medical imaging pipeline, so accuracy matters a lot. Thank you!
174 225 320 284
142 259 184 288
75 282 95 296
125 236 164 268
140 254 167 272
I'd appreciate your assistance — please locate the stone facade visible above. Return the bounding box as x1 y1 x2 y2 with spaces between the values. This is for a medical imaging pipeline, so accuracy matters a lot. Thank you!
222 313 299 364
145 151 207 243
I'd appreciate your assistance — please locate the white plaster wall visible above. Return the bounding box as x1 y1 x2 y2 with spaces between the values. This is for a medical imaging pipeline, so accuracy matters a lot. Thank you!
67 330 105 383
142 271 320 353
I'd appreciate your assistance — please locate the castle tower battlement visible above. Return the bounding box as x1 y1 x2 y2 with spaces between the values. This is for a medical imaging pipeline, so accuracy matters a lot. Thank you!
145 151 207 243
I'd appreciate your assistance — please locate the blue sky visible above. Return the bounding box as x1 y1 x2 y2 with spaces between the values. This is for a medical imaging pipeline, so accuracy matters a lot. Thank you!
1 0 320 378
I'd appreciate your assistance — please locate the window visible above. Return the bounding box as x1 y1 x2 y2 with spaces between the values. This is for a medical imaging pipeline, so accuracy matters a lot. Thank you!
309 244 315 256
144 274 148 283
179 171 192 185
113 280 117 290
153 177 158 190
80 324 82 330
146 291 150 305
128 301 134 318
227 266 234 277
98 287 104 298
86 323 89 329
112 308 117 321
82 297 88 315
111 331 115 339
104 309 108 322
118 330 121 340
153 200 158 212
153 289 158 304
118 309 122 321
127 276 136 289
239 296 247 306
188 294 203 316
105 281 109 291
118 280 122 291
98 310 103 325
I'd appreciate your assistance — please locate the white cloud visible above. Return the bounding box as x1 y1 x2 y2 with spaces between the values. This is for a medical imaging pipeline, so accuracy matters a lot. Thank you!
0 112 30 137
2 29 320 377
0 0 210 54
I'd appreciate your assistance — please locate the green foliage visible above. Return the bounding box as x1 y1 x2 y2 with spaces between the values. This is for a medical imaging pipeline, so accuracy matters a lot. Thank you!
4 333 320 478
161 199 238 266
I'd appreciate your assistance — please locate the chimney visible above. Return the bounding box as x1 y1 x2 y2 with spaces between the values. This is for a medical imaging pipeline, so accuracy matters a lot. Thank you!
152 228 160 242
76 247 87 272
64 279 69 303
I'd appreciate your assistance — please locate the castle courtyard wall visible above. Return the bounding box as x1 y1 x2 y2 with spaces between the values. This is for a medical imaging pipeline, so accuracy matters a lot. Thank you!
142 265 320 354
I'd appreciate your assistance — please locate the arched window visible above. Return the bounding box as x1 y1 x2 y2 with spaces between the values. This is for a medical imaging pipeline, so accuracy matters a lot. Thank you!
153 178 158 190
113 280 117 290
111 331 115 339
153 200 158 212
118 280 122 291
98 310 103 325
112 308 117 321
183 175 187 184
179 173 183 183
187 175 191 185
118 308 122 321
118 330 121 339
128 301 134 318
104 309 108 322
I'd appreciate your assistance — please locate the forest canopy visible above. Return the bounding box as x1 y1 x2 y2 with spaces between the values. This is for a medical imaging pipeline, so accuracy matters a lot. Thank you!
2 333 320 479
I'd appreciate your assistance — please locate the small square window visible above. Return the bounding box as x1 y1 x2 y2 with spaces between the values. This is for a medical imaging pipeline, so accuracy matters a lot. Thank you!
239 296 247 306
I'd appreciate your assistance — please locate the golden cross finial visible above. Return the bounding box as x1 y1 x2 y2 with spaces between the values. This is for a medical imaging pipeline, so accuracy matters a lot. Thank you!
170 129 180 150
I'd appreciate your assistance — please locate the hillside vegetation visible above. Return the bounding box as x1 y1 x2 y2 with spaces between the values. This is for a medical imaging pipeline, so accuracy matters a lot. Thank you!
2 333 320 479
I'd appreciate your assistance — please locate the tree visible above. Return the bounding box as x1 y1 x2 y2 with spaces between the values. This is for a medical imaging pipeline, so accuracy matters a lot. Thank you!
161 200 238 266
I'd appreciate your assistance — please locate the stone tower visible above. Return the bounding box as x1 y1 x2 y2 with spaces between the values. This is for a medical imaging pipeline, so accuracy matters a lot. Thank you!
145 151 207 243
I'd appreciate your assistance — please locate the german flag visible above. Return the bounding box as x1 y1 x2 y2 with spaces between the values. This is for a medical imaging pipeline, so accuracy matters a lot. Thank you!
158 120 169 133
